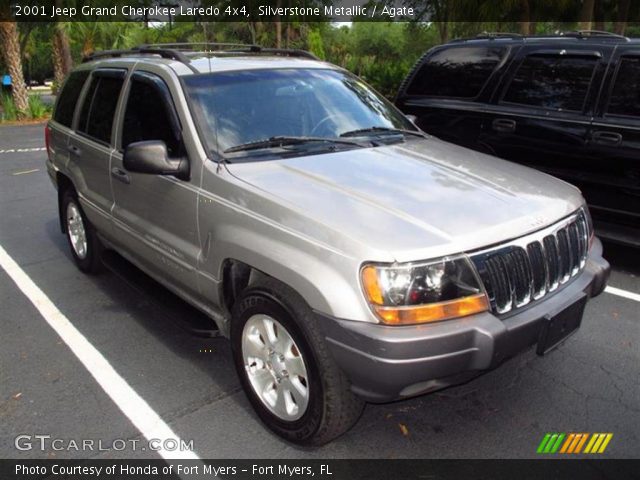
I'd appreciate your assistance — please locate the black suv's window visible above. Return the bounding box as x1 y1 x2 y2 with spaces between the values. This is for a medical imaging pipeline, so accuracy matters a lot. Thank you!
53 70 90 128
406 46 506 98
121 76 180 155
607 56 640 118
78 73 125 144
503 54 598 112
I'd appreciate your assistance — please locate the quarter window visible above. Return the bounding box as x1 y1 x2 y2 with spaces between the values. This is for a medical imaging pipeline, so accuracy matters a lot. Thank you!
607 57 640 118
406 46 506 98
78 74 125 144
53 71 90 128
121 77 181 155
504 54 598 111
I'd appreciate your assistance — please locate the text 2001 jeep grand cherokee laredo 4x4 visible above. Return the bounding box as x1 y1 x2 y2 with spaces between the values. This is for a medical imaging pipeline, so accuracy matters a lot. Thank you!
46 44 610 445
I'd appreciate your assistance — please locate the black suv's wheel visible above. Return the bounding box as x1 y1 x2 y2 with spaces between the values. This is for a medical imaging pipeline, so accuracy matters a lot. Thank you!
231 278 364 445
61 189 102 274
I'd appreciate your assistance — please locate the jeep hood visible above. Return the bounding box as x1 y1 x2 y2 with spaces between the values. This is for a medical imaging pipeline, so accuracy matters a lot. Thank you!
226 138 585 262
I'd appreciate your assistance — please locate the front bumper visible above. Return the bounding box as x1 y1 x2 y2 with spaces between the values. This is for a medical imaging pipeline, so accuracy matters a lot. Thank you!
317 238 610 403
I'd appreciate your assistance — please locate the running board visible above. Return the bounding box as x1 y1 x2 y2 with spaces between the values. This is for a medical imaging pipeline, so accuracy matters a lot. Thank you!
101 250 220 338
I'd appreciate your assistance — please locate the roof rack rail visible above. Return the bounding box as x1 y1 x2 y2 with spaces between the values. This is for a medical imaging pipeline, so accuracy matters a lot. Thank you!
137 42 261 52
477 32 523 39
559 30 629 41
81 43 319 66
450 32 524 43
82 47 191 64
140 42 318 59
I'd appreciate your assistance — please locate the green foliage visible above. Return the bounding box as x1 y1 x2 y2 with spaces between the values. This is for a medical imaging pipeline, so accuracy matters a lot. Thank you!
28 94 51 119
0 92 51 122
307 29 326 59
0 92 19 122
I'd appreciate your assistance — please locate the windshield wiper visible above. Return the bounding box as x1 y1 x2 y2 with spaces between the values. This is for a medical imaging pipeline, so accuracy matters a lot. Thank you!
340 126 428 139
224 136 367 154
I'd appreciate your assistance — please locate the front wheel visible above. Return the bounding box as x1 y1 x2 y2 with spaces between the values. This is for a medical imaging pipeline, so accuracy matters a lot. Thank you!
231 278 364 445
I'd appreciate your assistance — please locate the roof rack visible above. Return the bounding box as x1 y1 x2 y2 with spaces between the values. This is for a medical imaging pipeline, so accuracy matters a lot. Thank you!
559 30 629 41
476 32 524 40
82 47 191 64
451 29 630 44
82 43 318 65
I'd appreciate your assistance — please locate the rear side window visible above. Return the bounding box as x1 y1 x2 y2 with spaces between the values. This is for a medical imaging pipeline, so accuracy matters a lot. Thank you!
503 54 598 111
53 71 90 128
607 57 640 118
78 73 125 144
121 76 181 155
406 46 506 98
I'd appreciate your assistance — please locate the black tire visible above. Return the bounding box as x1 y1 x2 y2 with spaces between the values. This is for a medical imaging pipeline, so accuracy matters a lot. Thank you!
231 277 364 445
61 189 103 274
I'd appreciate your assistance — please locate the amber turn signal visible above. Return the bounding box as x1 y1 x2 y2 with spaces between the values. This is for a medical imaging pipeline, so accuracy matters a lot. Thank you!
373 293 489 325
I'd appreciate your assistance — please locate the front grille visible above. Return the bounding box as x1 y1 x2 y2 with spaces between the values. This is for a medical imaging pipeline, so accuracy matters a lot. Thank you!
471 210 590 315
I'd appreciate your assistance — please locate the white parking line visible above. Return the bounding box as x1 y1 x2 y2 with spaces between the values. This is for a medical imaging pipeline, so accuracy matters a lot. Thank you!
0 244 200 461
605 286 640 303
0 147 46 154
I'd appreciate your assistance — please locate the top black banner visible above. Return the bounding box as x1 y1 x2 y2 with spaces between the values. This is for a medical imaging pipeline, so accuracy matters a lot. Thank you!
1 0 639 23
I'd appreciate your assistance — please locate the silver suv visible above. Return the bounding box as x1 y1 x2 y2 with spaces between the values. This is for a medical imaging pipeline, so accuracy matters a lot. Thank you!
46 44 610 445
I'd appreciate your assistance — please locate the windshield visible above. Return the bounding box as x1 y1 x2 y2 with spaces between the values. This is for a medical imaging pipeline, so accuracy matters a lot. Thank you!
183 68 416 156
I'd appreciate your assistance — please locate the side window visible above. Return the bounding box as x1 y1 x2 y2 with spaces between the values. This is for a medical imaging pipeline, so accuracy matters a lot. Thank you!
406 46 506 98
121 75 181 156
607 56 640 118
78 72 125 144
53 70 90 128
503 54 598 112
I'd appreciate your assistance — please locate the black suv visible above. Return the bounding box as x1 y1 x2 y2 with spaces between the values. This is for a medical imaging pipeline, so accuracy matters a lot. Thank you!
396 31 639 246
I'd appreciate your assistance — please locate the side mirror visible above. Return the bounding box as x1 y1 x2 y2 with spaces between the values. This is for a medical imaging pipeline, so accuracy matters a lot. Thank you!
123 140 189 181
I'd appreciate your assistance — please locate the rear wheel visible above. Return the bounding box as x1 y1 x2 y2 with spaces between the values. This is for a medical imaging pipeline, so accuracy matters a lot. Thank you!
231 278 364 445
61 189 102 274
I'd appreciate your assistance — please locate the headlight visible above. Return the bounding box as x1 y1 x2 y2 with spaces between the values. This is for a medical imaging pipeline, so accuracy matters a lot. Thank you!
361 256 489 325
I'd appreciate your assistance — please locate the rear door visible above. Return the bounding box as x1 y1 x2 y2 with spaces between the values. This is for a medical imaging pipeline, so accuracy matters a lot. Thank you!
110 68 201 298
67 68 126 237
480 44 611 179
587 46 640 237
395 43 514 151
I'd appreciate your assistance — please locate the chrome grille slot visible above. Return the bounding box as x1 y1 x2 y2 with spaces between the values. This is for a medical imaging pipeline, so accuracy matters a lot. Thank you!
472 210 590 316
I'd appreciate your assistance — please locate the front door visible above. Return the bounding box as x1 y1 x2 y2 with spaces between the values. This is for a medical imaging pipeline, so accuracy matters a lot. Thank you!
110 70 200 297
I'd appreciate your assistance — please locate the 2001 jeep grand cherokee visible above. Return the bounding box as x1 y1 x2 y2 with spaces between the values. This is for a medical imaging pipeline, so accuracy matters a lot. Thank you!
46 44 610 445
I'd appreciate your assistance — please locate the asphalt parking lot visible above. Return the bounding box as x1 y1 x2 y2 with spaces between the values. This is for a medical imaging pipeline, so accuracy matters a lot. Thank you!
0 123 638 460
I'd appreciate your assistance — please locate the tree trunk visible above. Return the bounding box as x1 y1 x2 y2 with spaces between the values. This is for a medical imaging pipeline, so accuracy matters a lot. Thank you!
275 0 282 48
519 0 530 35
579 0 595 30
52 25 72 87
0 21 29 118
614 0 630 35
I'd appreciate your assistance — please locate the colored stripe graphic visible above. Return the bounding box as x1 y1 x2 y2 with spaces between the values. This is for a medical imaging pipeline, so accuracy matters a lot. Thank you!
539 433 613 454
574 433 588 453
537 433 552 453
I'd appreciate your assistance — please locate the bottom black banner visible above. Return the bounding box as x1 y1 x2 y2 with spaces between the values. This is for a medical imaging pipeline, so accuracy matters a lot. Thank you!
2 459 638 480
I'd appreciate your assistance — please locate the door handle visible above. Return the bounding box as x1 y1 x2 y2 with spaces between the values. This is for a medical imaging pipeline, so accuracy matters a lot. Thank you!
492 118 516 133
591 131 622 146
111 167 130 184
67 145 81 156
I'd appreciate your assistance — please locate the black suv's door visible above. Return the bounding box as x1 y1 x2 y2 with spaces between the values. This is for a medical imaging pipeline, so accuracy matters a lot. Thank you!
587 46 640 241
395 44 515 151
480 44 612 181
